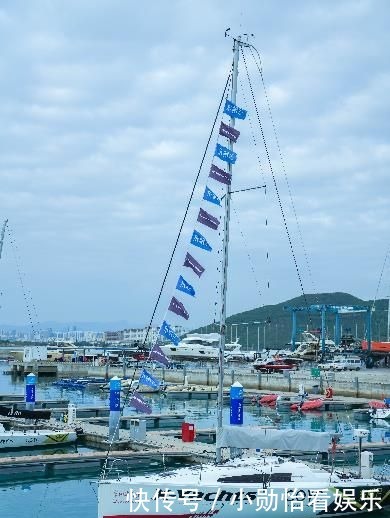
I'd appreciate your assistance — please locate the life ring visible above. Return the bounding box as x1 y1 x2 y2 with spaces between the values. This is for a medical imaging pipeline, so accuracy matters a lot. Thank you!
325 387 333 399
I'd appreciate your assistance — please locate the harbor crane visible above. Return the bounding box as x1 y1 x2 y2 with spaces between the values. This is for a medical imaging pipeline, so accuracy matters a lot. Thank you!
284 304 372 353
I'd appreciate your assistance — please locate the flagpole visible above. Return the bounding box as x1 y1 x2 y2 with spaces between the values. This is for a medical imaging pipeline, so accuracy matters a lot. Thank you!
216 35 241 464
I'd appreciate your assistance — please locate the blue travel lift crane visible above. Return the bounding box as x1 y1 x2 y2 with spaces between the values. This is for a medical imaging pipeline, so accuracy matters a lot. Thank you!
284 304 373 354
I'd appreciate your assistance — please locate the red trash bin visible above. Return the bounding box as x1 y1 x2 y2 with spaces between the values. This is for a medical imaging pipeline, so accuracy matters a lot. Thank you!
181 422 195 442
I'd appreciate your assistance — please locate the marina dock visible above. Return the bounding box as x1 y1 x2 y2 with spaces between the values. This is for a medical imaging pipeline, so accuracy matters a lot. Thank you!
0 449 206 484
1 423 389 483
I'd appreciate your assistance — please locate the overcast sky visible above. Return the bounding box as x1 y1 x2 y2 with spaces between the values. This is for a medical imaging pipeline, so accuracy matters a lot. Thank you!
0 0 389 330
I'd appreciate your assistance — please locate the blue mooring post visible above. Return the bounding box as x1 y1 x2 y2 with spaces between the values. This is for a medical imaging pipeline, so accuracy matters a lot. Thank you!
25 373 36 411
230 381 244 458
109 376 121 442
230 381 243 425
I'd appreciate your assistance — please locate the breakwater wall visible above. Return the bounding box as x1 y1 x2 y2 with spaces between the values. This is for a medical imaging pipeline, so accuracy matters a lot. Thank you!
51 363 390 399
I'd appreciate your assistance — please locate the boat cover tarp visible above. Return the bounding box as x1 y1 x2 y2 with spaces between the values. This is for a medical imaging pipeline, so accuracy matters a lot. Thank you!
0 405 51 420
216 426 330 452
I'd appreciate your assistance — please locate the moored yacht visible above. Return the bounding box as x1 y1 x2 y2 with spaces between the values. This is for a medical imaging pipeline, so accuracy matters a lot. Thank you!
159 332 242 361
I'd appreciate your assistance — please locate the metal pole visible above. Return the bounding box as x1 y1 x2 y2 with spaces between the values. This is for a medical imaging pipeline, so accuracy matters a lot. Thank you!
335 313 341 346
257 325 260 351
263 324 266 349
387 296 390 342
292 310 297 350
321 306 326 354
367 308 372 353
217 35 240 464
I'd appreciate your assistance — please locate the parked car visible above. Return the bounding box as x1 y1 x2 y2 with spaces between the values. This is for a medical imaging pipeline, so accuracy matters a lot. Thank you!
319 356 362 371
253 357 302 373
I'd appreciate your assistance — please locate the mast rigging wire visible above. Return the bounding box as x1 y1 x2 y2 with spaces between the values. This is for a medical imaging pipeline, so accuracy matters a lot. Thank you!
6 225 40 337
371 245 390 312
100 68 234 477
247 45 320 307
141 69 233 348
240 47 312 319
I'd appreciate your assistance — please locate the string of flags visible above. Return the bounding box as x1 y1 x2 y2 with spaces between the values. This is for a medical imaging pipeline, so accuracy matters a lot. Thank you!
127 99 247 415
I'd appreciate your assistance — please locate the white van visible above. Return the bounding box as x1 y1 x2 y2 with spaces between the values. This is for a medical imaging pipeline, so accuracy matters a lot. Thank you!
321 356 362 371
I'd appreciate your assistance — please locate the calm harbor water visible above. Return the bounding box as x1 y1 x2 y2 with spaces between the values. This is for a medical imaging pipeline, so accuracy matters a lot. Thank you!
1 371 390 517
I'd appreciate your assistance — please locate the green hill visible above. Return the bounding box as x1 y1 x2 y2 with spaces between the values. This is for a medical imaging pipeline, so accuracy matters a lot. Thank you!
192 292 389 350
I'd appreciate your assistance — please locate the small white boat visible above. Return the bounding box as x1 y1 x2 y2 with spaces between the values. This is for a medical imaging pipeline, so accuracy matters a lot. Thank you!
99 378 161 393
370 407 390 420
0 423 77 449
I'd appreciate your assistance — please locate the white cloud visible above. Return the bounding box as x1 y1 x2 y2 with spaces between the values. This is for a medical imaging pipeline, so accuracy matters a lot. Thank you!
0 0 388 327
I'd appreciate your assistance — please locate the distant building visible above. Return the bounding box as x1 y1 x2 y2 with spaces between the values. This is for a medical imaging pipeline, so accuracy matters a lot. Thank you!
105 325 187 346
104 330 124 343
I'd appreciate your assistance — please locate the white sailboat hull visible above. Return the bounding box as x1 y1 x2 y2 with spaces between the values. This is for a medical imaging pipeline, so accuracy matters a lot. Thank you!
98 457 390 517
0 429 77 449
98 477 389 517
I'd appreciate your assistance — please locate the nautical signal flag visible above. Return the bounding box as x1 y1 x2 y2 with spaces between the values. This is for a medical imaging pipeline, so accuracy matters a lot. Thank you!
197 208 220 230
150 342 170 366
139 368 160 390
203 186 221 206
183 252 205 277
219 121 240 143
190 230 212 252
215 143 237 165
129 391 152 414
159 320 180 345
168 296 190 320
176 275 195 297
223 99 247 120
209 164 231 185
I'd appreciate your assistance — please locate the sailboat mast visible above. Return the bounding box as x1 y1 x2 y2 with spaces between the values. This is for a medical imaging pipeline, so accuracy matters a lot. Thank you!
216 36 241 464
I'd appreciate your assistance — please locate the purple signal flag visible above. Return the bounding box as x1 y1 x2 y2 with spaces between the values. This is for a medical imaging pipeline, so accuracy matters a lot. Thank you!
150 343 170 366
183 253 205 277
197 208 220 230
209 164 232 185
129 391 152 415
168 296 190 320
219 121 240 143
